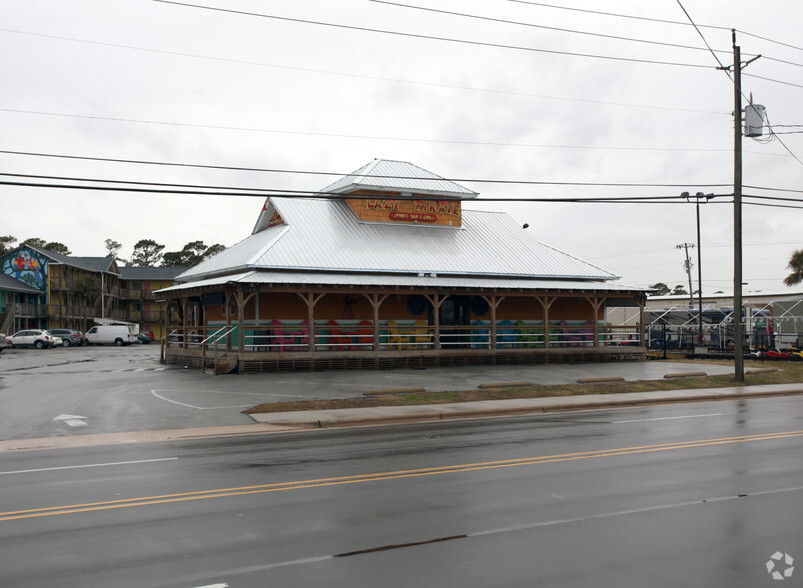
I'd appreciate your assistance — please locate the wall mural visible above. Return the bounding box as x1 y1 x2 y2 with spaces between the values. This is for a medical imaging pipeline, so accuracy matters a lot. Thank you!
2 248 47 290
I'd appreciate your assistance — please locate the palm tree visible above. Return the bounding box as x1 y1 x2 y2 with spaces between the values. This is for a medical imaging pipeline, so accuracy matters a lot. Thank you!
784 249 803 286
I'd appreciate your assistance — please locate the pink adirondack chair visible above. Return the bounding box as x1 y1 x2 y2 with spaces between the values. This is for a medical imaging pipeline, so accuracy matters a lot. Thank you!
270 319 295 351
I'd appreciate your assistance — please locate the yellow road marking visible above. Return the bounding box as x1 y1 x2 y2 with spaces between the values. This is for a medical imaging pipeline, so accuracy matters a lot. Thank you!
2 430 801 522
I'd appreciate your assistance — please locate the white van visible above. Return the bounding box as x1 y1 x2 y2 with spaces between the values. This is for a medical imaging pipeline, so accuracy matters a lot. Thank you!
85 325 138 346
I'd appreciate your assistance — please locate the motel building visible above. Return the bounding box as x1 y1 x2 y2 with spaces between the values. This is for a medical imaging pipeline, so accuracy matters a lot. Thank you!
158 160 647 374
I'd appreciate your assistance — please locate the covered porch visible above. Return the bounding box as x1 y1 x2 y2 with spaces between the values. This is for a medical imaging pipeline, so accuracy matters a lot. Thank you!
159 274 646 374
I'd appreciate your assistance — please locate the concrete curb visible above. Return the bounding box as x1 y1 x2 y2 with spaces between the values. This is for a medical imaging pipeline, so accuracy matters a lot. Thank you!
664 371 708 379
477 381 534 389
250 383 803 429
364 387 426 396
0 423 293 453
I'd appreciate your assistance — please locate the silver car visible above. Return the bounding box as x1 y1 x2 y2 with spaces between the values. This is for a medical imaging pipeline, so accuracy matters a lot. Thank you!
6 329 61 349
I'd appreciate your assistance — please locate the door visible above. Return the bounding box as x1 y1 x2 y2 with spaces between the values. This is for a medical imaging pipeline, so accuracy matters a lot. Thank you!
433 296 470 348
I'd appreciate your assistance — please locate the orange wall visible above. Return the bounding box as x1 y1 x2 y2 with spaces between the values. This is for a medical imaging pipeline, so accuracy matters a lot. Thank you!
204 292 602 323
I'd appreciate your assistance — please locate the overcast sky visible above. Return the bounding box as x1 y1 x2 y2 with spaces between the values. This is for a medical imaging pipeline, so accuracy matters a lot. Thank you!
2 0 801 295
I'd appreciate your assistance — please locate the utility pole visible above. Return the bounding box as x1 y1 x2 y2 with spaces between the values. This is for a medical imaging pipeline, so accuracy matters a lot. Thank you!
676 242 695 308
718 30 759 382
732 31 744 382
683 192 713 348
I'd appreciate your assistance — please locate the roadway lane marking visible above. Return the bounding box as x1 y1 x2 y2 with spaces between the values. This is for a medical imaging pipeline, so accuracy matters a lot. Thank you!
142 485 803 576
1 430 801 522
0 457 178 476
469 484 803 538
613 413 722 424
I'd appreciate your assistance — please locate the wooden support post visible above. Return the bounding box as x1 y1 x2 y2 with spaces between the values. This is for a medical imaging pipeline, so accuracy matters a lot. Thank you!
481 295 505 350
424 294 445 350
237 285 245 353
362 293 389 352
180 297 188 350
297 291 327 353
536 295 557 347
225 290 233 353
583 296 605 347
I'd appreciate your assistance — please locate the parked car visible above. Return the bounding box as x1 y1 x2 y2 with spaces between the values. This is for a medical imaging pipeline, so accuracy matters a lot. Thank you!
85 324 138 346
136 332 152 344
140 328 155 340
7 329 61 349
0 333 9 353
48 329 86 347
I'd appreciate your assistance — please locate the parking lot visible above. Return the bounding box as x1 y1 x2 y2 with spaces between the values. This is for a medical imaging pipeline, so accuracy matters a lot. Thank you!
0 343 738 440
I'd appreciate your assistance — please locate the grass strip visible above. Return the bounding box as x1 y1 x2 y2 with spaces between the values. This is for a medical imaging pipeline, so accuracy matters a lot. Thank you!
243 359 803 414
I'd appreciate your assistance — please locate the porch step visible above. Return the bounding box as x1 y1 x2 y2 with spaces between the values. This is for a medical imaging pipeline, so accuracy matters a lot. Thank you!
215 353 240 375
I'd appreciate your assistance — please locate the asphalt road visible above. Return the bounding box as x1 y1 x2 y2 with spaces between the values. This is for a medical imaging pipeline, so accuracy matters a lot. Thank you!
0 344 737 439
0 396 800 587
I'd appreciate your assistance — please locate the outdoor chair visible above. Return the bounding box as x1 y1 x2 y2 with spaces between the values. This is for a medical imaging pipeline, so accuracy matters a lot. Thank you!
413 319 431 348
387 320 411 350
471 319 489 348
270 319 296 352
356 320 374 350
326 319 352 351
298 320 312 350
497 319 517 348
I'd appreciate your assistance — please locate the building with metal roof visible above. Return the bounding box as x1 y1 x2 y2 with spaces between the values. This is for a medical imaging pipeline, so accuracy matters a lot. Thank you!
0 244 185 337
158 160 647 373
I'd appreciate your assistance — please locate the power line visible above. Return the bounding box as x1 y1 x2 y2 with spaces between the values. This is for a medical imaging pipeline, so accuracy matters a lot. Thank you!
744 184 803 195
743 72 803 89
504 0 731 30
744 200 803 210
153 0 714 69
674 0 728 71
505 0 803 53
0 149 733 188
370 0 732 55
0 110 739 152
743 193 803 205
0 175 736 203
0 150 803 198
737 29 803 53
373 0 803 73
0 28 725 115
766 114 803 167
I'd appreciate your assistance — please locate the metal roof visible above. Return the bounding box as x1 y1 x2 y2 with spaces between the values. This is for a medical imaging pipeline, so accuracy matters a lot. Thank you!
159 270 642 295
119 266 189 280
176 197 618 283
317 159 478 198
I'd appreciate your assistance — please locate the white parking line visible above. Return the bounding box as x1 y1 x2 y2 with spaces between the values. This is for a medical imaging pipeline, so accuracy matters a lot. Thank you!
0 457 178 476
150 389 302 410
613 413 722 424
